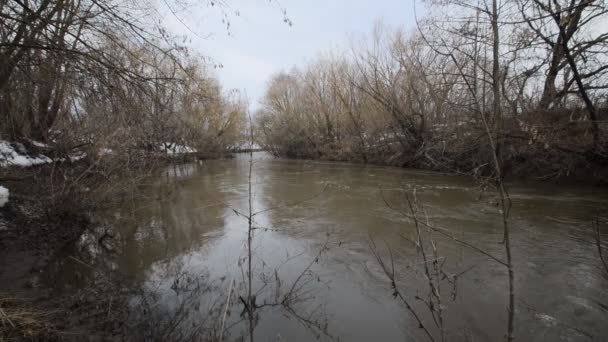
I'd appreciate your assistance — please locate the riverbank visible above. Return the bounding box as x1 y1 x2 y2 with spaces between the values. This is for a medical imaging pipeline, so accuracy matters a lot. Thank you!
263 134 608 186
0 159 137 340
0 175 119 340
0 149 235 340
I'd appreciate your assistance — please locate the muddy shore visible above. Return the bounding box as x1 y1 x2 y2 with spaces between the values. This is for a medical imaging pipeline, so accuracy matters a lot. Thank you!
0 176 129 341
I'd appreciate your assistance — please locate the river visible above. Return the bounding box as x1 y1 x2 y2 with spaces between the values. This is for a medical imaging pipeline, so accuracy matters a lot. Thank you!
48 152 608 341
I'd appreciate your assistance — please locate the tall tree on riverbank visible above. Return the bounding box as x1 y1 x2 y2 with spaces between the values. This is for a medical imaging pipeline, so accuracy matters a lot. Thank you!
519 0 608 151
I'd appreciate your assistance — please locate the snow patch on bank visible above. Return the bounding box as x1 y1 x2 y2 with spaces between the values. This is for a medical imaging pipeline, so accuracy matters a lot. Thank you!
0 141 52 167
1 140 87 167
160 143 197 155
99 148 113 156
235 142 262 151
31 140 50 148
0 185 9 208
68 151 87 162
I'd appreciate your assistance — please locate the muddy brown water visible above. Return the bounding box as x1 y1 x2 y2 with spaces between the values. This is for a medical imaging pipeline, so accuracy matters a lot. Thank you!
48 152 608 341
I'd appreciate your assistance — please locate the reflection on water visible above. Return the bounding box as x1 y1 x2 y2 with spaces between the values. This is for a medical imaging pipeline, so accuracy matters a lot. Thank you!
49 153 608 341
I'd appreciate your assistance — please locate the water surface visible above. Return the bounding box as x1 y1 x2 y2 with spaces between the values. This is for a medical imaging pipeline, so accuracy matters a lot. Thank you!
50 153 608 341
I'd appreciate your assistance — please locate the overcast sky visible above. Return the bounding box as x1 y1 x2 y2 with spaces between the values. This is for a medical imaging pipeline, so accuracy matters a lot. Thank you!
163 0 419 109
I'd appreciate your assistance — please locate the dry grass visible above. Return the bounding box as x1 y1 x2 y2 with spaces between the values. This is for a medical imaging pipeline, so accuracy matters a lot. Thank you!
0 295 58 341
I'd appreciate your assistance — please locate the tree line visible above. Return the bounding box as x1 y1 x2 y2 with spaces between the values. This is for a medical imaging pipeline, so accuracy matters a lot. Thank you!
256 0 608 180
0 0 246 156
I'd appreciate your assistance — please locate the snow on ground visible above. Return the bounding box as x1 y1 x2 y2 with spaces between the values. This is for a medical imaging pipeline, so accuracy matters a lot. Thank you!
31 140 50 148
1 139 199 167
0 141 52 167
160 143 197 155
234 142 262 150
1 140 87 167
0 185 9 208
68 151 87 162
99 148 113 156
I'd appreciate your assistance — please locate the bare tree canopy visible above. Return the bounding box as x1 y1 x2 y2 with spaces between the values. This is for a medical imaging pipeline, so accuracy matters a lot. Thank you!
0 0 247 152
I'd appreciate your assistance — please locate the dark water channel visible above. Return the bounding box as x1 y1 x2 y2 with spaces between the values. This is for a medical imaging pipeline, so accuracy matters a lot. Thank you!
49 153 608 341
